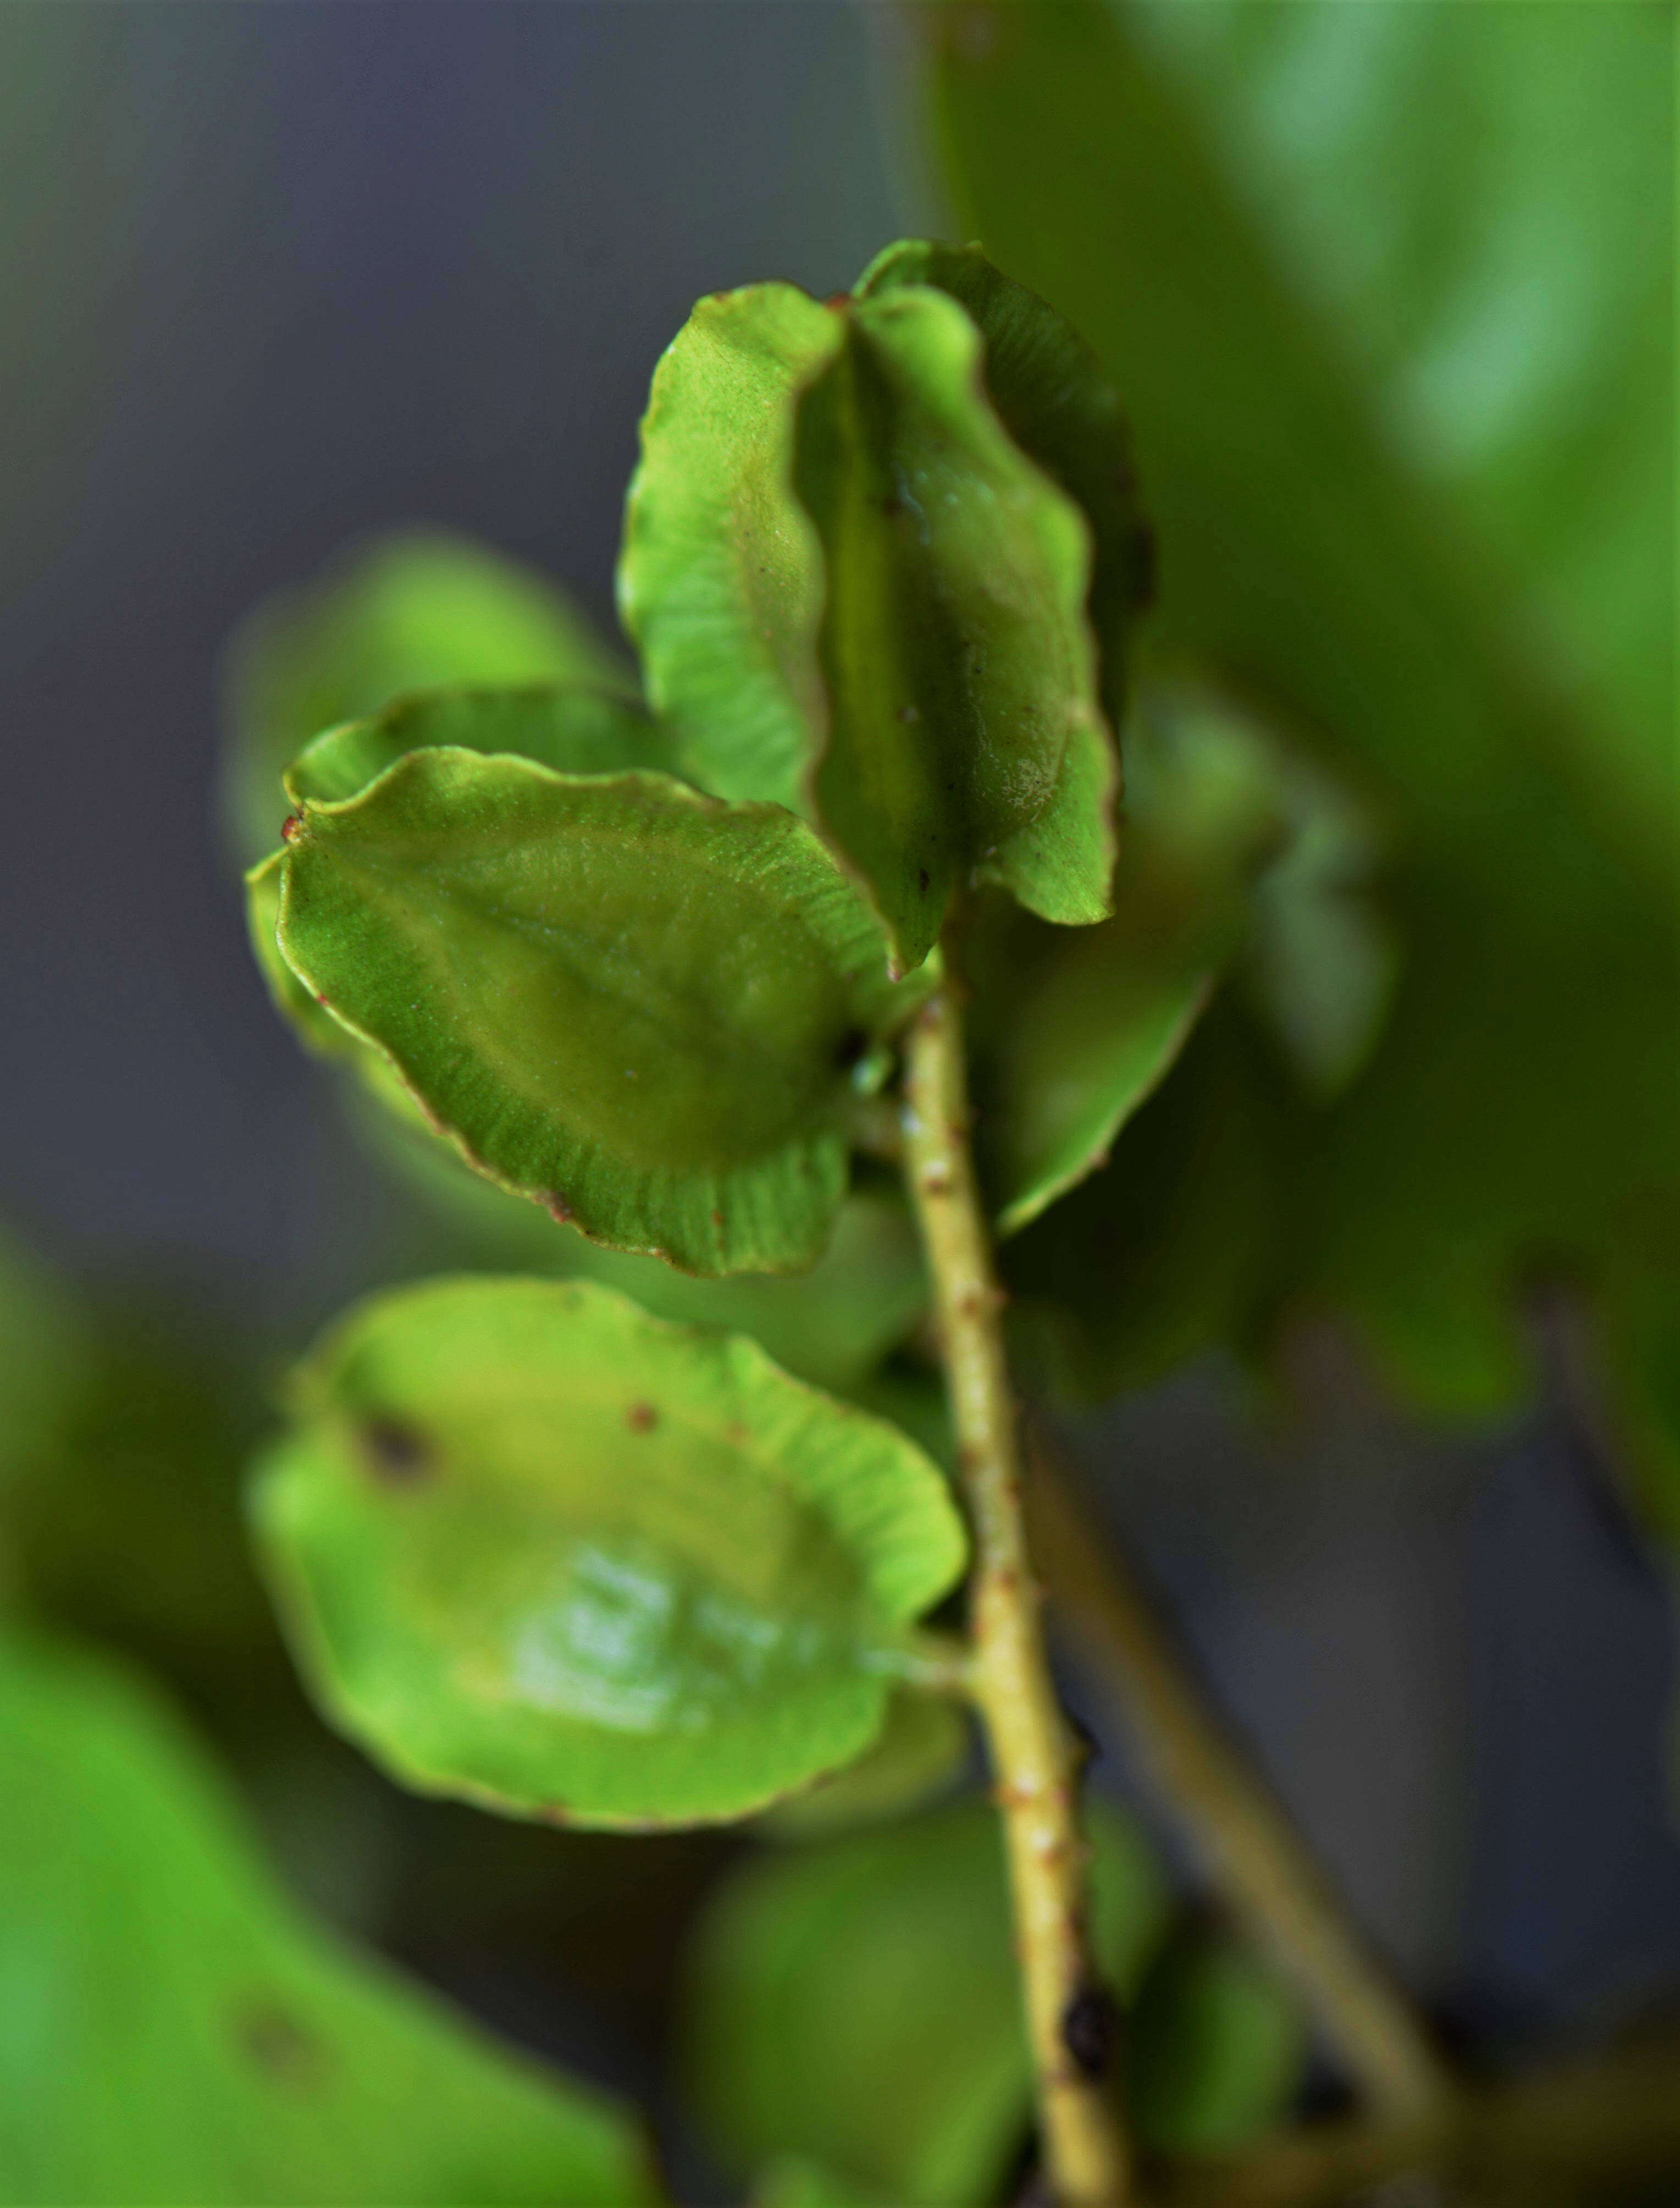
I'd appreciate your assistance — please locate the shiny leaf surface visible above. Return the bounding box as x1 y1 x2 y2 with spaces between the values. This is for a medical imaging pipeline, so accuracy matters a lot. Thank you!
253 1277 968 1829
224 528 633 866
272 750 920 1276
683 1797 1169 2204
0 1630 654 2206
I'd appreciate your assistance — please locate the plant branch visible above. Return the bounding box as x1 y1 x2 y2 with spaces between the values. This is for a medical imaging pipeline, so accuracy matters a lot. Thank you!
903 989 1131 2208
1023 1434 1455 2128
1158 2035 1680 2206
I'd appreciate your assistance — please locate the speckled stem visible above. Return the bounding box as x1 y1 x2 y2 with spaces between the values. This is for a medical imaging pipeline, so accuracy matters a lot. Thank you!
903 989 1130 2208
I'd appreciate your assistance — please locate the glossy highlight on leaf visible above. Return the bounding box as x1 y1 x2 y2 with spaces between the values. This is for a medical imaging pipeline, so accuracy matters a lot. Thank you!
273 749 923 1276
253 1277 969 1830
0 1629 654 2206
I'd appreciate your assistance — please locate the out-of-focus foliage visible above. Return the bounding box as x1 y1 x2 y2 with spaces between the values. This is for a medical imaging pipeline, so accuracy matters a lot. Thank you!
0 1629 654 2206
1125 1921 1308 2156
682 1798 1178 2206
923 1 1678 1498
224 531 635 868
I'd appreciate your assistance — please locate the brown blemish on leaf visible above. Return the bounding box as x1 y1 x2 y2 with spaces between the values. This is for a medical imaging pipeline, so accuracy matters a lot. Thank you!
626 1401 658 1433
280 814 301 843
545 1193 574 1224
235 1998 324 2088
358 1417 430 1487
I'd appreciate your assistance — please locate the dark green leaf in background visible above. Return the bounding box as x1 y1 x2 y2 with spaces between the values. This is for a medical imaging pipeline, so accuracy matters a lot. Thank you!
223 529 634 868
270 750 921 1276
0 1630 654 2206
683 1796 1169 2206
253 1277 968 1829
1126 1921 1308 2156
924 0 1678 1441
968 683 1290 1237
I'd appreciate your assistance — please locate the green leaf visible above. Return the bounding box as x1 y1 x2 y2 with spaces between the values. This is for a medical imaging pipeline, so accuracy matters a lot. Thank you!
252 1277 968 1830
754 1686 970 1841
620 267 1118 973
751 2161 895 2208
618 283 840 818
924 1 1679 1428
968 684 1287 1237
223 528 634 866
270 749 921 1276
284 682 671 809
682 1796 1169 2205
1126 1924 1307 2156
0 1629 654 2206
796 280 1114 970
853 238 1152 737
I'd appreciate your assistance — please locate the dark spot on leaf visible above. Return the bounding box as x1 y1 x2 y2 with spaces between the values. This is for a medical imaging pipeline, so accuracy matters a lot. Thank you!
833 1026 869 1072
360 1417 430 1486
710 1209 724 1228
1061 1982 1119 2080
236 1999 324 2088
626 1401 658 1433
279 814 300 843
918 868 931 895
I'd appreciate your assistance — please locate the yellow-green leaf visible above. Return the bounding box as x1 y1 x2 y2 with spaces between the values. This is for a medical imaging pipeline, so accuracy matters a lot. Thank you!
253 1277 968 1830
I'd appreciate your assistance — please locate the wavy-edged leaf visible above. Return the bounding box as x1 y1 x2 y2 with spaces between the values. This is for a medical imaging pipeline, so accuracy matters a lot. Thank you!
1127 1923 1307 2156
854 238 1152 735
618 282 840 816
682 1797 1169 2205
754 1686 969 1841
271 750 921 1276
0 1629 654 2206
797 281 1112 969
969 685 1287 1237
224 528 633 866
620 268 1117 973
284 682 670 809
253 1277 968 1830
924 1 1679 1429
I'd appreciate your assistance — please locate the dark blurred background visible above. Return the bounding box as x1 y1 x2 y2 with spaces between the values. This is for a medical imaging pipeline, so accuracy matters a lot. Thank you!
2 0 1676 2128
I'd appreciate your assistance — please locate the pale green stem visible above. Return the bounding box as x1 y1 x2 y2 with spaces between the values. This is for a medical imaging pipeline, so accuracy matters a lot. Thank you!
903 990 1131 2208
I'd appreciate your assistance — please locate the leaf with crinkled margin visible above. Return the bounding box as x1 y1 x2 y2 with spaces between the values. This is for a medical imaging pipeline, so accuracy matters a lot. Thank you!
272 748 922 1276
0 1629 655 2206
252 1277 968 1830
618 283 841 816
797 281 1112 970
618 270 1115 974
224 528 635 866
285 681 672 809
969 685 1289 1238
854 239 1152 738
